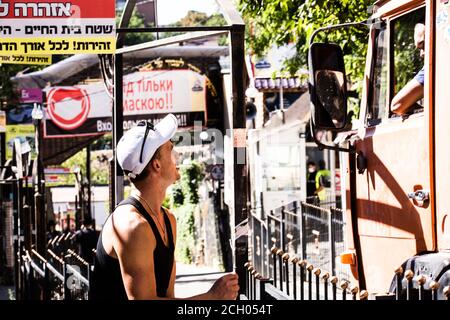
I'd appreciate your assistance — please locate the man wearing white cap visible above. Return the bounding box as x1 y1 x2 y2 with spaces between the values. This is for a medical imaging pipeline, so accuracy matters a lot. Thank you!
89 114 239 300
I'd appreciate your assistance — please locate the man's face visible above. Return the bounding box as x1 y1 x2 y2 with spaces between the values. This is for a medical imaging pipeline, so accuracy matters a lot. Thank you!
157 141 181 184
308 165 316 173
414 23 425 59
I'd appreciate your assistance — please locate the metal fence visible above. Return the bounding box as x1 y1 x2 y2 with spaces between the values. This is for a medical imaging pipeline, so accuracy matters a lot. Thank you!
18 237 92 300
249 197 350 283
247 197 450 301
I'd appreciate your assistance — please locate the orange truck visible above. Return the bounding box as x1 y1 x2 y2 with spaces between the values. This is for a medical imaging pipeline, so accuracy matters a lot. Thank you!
308 0 450 299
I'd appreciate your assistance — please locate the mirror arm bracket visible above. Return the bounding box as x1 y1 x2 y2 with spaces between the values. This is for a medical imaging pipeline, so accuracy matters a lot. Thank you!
310 118 356 154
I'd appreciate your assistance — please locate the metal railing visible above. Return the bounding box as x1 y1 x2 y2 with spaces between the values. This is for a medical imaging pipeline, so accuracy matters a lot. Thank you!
249 198 350 284
243 255 365 301
19 242 91 300
247 197 450 300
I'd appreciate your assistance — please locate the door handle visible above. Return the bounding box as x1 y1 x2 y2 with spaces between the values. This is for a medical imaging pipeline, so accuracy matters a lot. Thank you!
408 190 429 207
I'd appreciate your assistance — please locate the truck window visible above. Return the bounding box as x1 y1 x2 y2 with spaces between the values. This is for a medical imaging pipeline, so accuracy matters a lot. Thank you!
367 25 388 126
390 8 426 116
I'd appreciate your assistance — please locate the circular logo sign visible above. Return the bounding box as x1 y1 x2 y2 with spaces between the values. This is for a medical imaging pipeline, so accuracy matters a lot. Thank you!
47 87 91 130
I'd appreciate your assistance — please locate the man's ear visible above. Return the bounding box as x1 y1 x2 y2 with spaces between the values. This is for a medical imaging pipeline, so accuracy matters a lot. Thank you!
152 158 161 171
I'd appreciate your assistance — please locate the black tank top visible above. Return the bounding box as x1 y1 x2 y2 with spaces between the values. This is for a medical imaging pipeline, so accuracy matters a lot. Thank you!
89 197 174 300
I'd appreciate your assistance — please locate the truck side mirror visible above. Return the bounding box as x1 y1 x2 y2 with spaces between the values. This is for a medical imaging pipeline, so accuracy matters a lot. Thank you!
308 43 348 131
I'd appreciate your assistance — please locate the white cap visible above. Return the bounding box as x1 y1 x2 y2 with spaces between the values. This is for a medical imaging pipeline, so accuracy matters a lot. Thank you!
117 114 178 178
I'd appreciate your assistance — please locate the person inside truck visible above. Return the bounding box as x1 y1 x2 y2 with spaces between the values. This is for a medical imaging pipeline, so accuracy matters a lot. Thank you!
391 23 425 115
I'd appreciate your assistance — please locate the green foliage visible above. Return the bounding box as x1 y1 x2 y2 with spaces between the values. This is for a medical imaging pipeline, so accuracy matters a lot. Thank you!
170 183 184 208
54 148 109 186
162 196 171 209
392 13 423 95
170 161 205 263
239 0 373 113
116 8 155 46
174 203 197 264
162 10 228 45
179 161 205 205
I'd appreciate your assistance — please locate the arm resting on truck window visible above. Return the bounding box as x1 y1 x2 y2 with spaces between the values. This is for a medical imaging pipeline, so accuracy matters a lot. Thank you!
391 78 424 115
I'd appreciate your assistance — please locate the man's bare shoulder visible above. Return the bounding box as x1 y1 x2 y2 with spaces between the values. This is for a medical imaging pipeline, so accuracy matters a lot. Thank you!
111 204 152 243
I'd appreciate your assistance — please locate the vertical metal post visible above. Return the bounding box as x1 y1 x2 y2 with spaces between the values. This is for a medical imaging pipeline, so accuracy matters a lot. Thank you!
307 264 313 300
277 250 283 290
230 22 248 296
417 275 426 301
86 145 92 219
291 257 298 300
430 281 439 301
300 203 306 260
283 253 290 296
266 216 270 276
75 195 79 230
322 272 329 300
43 263 50 300
341 281 348 300
63 259 70 300
405 270 414 301
271 247 277 287
314 268 321 300
247 266 254 299
281 206 286 252
328 208 336 275
113 53 124 206
299 260 306 300
23 204 32 251
331 276 338 300
395 267 403 300
351 286 359 301
12 179 20 300
34 116 46 255
244 262 250 298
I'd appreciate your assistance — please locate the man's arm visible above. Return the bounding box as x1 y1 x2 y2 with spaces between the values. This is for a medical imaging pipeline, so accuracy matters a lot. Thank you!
113 209 159 299
391 78 424 115
112 207 239 300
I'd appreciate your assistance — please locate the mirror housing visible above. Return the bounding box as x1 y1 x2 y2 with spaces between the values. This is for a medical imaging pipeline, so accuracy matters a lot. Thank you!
308 43 348 131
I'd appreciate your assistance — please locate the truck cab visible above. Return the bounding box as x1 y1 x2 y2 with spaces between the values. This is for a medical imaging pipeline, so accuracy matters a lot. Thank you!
308 0 450 298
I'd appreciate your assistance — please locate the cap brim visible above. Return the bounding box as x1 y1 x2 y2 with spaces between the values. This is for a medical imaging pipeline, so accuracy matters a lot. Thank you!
155 114 178 142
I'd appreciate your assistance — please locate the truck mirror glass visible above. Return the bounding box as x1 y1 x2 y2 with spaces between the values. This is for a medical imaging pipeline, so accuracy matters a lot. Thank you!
308 43 348 131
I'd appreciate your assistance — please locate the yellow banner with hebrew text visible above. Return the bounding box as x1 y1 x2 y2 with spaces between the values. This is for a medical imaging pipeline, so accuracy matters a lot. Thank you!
0 37 115 55
0 54 52 65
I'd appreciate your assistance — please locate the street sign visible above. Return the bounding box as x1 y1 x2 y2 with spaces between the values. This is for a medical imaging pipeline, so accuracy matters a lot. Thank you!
47 87 91 131
43 69 208 137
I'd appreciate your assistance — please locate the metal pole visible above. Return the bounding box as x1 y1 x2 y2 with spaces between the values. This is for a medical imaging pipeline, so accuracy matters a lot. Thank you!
113 54 124 206
34 117 46 255
86 145 91 219
281 206 286 252
328 208 336 276
230 23 248 296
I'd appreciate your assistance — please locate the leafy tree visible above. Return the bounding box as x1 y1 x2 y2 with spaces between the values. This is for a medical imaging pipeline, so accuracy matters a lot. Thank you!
238 0 373 102
116 8 155 46
162 11 228 45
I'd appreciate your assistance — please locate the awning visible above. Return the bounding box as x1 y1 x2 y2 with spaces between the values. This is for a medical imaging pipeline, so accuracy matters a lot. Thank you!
12 46 229 89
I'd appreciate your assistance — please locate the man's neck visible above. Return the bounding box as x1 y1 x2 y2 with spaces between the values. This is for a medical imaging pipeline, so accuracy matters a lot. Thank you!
132 182 166 216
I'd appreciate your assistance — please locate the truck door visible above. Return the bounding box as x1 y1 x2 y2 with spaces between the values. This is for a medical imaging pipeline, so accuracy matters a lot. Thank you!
354 5 434 293
433 0 450 251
